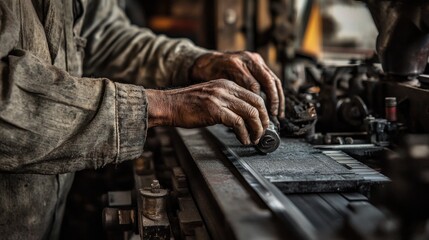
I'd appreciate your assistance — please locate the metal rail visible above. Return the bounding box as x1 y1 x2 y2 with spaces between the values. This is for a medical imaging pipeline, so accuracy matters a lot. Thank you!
206 128 318 240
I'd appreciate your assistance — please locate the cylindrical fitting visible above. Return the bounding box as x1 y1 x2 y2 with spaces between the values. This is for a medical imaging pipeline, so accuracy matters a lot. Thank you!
385 97 397 122
139 180 168 221
255 121 281 154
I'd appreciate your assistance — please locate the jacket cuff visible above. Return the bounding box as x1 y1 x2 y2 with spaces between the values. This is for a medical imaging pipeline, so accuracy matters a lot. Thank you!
115 82 148 163
171 42 212 86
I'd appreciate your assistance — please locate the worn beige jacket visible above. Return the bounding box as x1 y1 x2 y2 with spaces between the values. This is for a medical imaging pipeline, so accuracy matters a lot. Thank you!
0 0 207 239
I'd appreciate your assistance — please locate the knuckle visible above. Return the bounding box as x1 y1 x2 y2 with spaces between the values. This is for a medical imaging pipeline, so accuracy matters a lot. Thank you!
206 81 219 90
232 58 243 68
271 98 280 105
228 54 240 62
252 52 262 58
266 78 276 85
216 79 228 84
244 91 259 103
256 95 265 106
248 107 259 119
213 79 231 88
250 82 260 92
243 51 253 57
217 78 229 84
204 86 218 95
214 88 226 96
231 53 244 61
224 80 238 89
233 117 245 128
250 52 263 63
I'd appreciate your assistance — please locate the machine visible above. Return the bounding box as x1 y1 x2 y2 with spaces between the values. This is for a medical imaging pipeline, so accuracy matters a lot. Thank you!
61 1 429 239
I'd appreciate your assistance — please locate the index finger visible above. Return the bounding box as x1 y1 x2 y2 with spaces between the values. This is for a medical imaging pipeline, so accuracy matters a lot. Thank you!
231 85 270 130
247 58 281 117
265 66 285 119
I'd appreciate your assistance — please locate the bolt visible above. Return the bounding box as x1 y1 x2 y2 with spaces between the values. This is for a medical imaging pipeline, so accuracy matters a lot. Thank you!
151 180 160 193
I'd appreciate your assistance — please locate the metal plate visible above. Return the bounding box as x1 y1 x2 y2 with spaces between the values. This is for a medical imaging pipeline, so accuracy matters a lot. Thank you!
208 125 389 193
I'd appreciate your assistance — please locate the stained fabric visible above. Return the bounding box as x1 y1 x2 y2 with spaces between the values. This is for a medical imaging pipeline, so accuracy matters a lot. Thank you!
0 0 208 239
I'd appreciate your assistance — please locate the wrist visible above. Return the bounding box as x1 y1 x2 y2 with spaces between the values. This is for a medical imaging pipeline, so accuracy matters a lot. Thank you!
190 52 220 83
146 89 172 128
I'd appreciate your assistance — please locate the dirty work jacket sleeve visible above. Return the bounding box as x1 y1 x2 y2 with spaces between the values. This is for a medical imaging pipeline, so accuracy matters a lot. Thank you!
81 0 210 88
0 3 148 174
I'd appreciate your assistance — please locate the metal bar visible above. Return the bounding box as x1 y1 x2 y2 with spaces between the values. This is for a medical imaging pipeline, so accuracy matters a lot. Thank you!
174 128 284 240
206 128 318 240
314 144 377 149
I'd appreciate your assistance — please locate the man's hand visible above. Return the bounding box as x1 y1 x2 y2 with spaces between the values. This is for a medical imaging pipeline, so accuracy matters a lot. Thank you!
146 80 269 145
191 51 285 119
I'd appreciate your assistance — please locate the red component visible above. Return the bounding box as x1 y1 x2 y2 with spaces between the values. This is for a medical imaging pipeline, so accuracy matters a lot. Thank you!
386 106 397 122
385 97 397 122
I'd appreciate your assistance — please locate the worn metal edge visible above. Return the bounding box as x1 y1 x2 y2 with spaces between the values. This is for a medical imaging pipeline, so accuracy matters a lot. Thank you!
172 128 284 240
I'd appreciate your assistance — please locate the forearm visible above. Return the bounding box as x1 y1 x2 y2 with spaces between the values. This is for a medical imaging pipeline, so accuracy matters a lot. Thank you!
0 51 148 174
82 0 210 88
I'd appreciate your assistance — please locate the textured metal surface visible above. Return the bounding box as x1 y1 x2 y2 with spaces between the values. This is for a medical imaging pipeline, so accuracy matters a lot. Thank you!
172 126 396 240
177 197 204 236
286 192 374 238
174 128 284 240
208 125 389 193
206 127 318 240
322 151 389 182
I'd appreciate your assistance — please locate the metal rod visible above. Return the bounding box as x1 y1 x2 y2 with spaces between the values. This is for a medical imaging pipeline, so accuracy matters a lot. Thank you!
313 144 377 149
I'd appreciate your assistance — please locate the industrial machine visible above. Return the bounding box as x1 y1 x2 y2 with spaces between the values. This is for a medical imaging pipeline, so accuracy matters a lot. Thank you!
61 0 429 239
